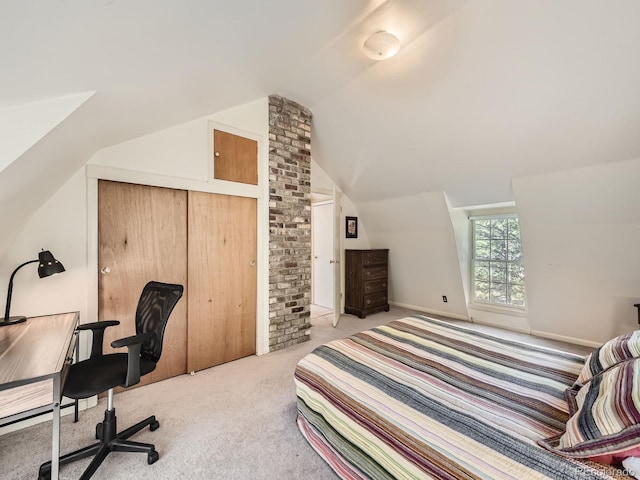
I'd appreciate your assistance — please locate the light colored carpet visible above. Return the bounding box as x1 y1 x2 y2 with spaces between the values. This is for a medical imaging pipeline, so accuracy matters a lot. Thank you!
0 306 590 479
0 307 418 479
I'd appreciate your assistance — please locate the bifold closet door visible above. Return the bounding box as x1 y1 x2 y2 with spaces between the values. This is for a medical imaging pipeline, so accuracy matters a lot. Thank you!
187 191 257 372
98 180 189 386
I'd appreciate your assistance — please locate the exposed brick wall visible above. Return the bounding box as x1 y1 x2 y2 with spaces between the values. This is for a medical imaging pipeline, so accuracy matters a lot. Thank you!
268 95 312 351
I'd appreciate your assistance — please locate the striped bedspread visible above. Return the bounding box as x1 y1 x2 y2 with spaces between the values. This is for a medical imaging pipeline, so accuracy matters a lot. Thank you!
294 315 633 480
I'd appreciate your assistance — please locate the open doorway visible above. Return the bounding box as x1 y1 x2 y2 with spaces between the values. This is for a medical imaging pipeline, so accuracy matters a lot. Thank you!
311 193 333 323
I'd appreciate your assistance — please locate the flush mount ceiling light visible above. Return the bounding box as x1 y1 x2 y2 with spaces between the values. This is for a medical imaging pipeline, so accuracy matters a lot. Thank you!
362 31 401 60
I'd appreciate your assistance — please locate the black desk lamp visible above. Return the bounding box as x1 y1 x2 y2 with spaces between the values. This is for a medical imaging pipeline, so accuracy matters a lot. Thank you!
0 250 65 326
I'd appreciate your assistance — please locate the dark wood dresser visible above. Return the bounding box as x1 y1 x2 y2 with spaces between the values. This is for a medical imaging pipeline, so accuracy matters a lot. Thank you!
345 249 389 318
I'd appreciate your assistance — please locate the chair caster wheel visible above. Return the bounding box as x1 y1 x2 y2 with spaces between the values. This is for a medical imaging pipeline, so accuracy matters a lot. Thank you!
150 420 160 431
148 450 159 464
96 422 103 440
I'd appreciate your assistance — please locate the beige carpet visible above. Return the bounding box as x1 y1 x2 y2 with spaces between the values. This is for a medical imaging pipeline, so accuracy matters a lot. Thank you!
0 307 413 479
0 307 590 479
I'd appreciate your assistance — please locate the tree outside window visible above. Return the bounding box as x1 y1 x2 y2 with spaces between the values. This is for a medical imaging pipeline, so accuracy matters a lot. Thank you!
471 216 526 308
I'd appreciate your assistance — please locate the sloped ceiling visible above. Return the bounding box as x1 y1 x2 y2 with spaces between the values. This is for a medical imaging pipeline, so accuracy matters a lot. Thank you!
1 0 640 252
313 0 640 207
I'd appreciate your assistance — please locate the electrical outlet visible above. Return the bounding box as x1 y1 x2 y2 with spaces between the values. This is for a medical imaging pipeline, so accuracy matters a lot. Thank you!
442 295 448 303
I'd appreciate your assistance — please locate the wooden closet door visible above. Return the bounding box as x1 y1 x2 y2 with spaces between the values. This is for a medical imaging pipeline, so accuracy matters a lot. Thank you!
187 192 257 372
98 180 188 386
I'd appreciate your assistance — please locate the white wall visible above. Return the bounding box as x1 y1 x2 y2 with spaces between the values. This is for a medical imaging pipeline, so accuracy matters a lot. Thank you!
514 157 640 345
88 97 270 353
310 160 370 250
89 98 268 183
0 97 270 366
1 168 88 323
0 92 95 174
357 191 469 320
0 168 92 433
6 92 639 388
344 158 640 345
0 98 271 433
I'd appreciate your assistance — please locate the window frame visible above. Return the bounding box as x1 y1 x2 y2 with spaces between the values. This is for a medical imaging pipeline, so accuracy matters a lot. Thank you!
469 213 527 312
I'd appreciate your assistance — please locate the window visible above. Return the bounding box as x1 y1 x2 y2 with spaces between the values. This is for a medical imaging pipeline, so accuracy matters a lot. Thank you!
471 215 526 309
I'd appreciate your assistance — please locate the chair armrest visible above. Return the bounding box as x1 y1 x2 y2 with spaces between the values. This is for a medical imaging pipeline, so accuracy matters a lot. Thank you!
77 320 120 358
111 331 154 348
77 320 120 331
111 332 156 387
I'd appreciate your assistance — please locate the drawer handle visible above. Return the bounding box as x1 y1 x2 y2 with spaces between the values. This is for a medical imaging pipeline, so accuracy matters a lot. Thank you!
366 299 371 305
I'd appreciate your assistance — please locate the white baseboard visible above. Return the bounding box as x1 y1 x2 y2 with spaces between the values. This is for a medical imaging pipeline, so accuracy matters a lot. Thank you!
389 301 599 348
388 301 470 321
530 329 601 349
471 317 531 335
0 396 97 436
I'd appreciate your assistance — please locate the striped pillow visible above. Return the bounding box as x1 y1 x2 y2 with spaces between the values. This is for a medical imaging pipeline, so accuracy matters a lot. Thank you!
541 358 640 464
573 331 640 388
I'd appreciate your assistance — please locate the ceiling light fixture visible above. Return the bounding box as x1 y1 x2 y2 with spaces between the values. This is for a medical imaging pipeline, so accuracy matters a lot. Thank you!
362 31 401 60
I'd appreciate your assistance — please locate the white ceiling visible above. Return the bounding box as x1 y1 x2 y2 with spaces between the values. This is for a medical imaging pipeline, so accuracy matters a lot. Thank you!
1 0 639 231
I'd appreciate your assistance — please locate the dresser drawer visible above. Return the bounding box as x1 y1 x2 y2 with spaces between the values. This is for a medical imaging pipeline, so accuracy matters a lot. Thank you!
364 293 388 308
362 250 388 266
363 266 387 281
363 279 387 295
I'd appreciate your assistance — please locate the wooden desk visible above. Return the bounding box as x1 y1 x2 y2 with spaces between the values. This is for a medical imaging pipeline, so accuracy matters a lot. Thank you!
0 312 79 480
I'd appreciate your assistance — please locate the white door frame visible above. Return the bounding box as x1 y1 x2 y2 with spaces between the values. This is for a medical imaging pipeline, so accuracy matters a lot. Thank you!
332 188 342 327
311 187 343 326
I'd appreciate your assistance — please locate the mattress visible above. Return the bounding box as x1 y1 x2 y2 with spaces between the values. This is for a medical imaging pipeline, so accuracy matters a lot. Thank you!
294 315 633 480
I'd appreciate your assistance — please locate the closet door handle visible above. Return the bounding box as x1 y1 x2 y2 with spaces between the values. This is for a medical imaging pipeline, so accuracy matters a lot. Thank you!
249 261 256 267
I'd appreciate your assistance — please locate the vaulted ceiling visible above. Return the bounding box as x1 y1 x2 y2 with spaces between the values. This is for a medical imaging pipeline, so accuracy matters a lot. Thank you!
1 0 639 248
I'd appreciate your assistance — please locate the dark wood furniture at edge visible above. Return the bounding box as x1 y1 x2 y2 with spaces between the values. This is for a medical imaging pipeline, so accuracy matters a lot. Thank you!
345 249 389 318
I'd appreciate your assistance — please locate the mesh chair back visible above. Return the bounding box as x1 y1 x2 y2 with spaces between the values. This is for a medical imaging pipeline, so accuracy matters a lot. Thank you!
135 281 184 363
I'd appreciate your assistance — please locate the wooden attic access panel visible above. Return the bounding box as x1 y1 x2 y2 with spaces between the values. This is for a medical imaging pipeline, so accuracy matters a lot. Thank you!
213 129 258 185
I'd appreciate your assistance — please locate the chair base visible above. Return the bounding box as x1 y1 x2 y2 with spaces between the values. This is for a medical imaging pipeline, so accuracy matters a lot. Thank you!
39 407 160 480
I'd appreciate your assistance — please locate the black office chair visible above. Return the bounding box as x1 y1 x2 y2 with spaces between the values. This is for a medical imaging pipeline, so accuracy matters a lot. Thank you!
39 281 184 480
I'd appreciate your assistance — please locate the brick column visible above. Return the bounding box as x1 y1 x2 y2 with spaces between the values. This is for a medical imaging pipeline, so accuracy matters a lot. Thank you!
268 95 312 351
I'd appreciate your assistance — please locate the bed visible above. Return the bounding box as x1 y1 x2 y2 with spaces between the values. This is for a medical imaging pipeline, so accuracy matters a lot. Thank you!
294 315 636 480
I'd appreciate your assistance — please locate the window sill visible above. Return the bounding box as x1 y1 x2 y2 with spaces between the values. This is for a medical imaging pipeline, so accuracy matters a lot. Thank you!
469 302 528 318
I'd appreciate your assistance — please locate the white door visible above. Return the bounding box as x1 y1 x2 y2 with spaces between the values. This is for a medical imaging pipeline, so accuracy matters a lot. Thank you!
312 202 334 309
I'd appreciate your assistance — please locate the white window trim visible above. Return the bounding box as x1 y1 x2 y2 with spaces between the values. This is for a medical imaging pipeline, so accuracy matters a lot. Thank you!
468 212 527 313
468 301 528 317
